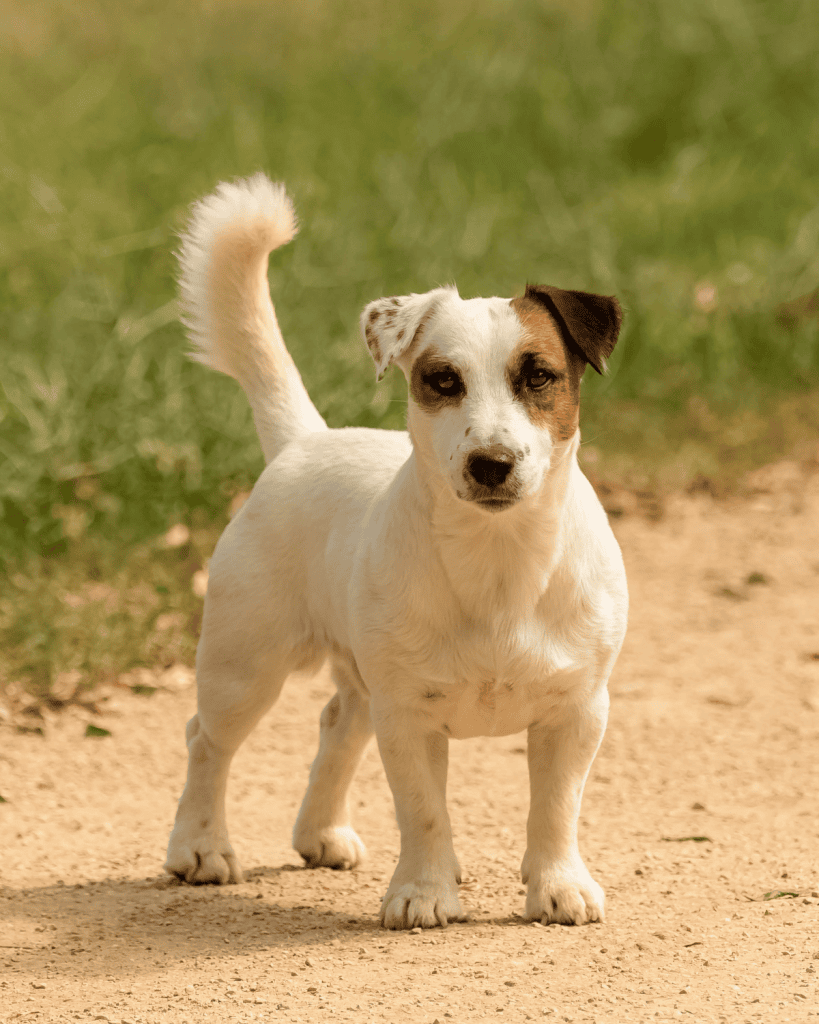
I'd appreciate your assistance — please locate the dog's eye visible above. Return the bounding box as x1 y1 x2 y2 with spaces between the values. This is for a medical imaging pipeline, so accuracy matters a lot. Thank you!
527 368 555 390
424 371 463 397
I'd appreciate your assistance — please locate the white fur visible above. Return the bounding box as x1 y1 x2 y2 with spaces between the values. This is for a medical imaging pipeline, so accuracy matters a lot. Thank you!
177 173 326 463
166 175 628 930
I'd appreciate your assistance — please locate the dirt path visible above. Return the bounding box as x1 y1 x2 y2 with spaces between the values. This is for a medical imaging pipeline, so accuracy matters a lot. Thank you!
2 469 819 1024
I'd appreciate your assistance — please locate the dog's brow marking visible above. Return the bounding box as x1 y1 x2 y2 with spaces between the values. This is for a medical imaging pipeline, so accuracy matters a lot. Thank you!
464 427 471 437
409 346 465 411
508 296 583 441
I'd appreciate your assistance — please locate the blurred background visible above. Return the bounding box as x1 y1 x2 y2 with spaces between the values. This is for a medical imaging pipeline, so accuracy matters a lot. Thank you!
2 0 818 700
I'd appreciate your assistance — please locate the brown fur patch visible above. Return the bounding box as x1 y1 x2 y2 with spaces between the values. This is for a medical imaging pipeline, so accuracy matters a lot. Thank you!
410 346 466 411
523 284 622 374
364 323 381 362
324 693 341 728
508 297 583 441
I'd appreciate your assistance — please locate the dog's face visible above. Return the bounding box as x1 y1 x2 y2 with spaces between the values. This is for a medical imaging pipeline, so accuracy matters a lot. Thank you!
361 285 621 513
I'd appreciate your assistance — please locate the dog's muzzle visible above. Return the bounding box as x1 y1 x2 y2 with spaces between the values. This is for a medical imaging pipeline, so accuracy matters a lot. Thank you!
463 445 519 511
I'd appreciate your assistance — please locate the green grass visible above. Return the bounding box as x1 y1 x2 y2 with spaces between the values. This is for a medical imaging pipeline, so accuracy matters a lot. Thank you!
2 0 819 698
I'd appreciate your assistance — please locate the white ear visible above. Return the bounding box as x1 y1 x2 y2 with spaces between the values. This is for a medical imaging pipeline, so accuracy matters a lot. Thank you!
360 287 451 380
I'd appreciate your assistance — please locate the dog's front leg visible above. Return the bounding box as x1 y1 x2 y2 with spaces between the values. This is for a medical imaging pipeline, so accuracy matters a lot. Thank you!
521 685 609 925
373 705 465 929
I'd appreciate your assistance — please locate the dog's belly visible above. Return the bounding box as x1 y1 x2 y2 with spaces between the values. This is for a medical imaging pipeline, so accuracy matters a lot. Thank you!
420 673 577 740
444 679 539 738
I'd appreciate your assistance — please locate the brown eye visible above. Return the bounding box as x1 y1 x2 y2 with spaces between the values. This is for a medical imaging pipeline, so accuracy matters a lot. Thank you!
527 368 554 390
424 370 464 396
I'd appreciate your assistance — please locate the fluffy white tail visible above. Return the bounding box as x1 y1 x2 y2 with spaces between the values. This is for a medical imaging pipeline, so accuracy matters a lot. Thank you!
178 173 327 463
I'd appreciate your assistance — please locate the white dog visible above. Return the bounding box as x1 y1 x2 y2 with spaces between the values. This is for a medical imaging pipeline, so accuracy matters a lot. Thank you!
165 174 628 929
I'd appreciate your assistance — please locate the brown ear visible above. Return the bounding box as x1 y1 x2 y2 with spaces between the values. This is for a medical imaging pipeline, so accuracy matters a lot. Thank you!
524 284 623 374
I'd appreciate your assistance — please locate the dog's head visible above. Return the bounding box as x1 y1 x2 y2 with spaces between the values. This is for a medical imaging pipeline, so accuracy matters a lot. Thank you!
361 284 621 513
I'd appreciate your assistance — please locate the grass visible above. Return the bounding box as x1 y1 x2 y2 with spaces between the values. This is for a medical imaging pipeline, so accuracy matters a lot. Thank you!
1 0 819 699
1 525 209 708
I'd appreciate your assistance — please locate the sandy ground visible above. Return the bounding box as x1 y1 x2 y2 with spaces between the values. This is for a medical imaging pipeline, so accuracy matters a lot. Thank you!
2 465 819 1024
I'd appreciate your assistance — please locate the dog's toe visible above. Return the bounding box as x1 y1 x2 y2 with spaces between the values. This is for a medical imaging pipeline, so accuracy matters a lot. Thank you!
294 825 366 870
380 880 466 930
523 857 604 925
165 835 243 885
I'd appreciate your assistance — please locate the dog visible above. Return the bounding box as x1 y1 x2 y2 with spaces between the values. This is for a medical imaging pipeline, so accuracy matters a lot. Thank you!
165 173 628 929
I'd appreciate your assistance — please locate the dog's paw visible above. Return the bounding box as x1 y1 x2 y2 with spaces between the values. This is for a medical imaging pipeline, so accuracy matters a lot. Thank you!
294 825 366 870
522 855 605 925
165 831 243 885
380 878 466 930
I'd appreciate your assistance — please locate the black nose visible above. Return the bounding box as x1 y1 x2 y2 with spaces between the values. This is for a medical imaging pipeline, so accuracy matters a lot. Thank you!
466 451 514 488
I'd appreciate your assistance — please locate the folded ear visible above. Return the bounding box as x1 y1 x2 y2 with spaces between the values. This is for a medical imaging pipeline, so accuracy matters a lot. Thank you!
360 288 450 380
524 284 623 374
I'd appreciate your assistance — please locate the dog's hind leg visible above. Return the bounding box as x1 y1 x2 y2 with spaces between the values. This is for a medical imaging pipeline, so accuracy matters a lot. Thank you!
292 653 373 870
165 588 301 884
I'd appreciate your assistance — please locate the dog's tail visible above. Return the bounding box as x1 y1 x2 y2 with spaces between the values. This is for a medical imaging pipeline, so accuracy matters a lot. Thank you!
178 173 327 464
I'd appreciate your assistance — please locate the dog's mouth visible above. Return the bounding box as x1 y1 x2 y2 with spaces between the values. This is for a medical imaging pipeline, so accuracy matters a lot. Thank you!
462 485 521 512
454 487 520 512
475 496 517 512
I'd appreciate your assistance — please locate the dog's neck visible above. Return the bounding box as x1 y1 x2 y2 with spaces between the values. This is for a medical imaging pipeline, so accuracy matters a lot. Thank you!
406 432 581 620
